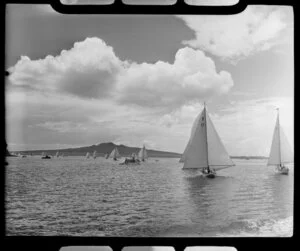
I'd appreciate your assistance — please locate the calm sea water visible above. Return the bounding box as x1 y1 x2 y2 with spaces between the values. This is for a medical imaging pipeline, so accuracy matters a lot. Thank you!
5 156 293 236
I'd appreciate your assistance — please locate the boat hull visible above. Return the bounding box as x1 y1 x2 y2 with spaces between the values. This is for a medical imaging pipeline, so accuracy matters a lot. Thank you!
205 173 216 178
201 169 216 178
41 156 51 159
275 166 289 175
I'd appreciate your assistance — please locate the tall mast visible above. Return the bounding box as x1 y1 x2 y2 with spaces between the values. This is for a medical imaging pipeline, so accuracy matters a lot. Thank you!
204 102 210 170
277 108 281 166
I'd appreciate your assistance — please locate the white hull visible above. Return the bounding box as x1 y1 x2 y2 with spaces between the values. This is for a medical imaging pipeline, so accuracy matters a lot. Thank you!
275 166 289 175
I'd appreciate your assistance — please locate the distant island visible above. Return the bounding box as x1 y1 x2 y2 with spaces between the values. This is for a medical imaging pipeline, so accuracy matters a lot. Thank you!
10 142 268 159
13 142 182 158
231 156 268 160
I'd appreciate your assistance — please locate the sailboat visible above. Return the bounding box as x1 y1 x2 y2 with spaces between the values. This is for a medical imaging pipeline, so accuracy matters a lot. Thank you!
93 150 97 159
120 152 140 165
267 108 293 175
180 103 235 178
86 152 90 159
109 147 121 161
41 152 51 159
55 151 59 158
138 145 148 161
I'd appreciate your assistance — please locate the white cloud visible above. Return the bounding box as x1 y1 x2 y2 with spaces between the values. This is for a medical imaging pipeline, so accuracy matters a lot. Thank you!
117 47 233 110
177 6 289 62
8 37 124 99
8 37 233 111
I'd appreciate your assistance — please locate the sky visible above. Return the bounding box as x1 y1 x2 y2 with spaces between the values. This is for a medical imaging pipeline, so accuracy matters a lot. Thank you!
5 4 294 156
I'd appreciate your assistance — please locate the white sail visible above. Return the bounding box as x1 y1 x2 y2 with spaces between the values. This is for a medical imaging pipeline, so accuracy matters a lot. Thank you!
268 115 280 165
93 151 97 159
206 111 235 170
56 151 59 157
280 127 293 163
86 152 90 158
110 147 120 159
268 112 293 165
138 145 148 161
180 111 203 163
182 105 234 170
182 108 209 169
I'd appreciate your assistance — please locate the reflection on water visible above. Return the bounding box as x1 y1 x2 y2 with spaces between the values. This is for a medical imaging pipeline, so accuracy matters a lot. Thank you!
5 157 293 236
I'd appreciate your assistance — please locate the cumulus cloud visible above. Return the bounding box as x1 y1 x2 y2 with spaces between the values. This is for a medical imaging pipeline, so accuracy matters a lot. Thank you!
8 37 124 99
177 6 289 62
117 47 233 109
8 37 233 111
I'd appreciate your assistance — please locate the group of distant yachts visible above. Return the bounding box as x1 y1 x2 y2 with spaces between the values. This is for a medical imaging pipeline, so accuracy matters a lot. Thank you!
12 145 149 165
10 105 293 179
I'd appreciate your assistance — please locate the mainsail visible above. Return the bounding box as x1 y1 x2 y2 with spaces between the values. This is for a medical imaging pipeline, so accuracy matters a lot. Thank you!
110 147 120 159
138 145 148 161
86 152 90 159
56 151 59 157
93 151 97 159
182 105 234 170
268 110 293 166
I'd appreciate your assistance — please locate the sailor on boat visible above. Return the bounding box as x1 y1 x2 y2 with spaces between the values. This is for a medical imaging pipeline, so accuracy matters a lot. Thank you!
122 153 140 165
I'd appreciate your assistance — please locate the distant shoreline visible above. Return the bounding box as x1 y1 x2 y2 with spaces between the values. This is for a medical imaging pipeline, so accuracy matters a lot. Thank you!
8 142 268 159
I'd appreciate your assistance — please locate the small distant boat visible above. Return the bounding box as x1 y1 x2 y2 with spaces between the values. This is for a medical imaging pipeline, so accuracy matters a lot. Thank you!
138 145 148 162
267 108 293 175
55 151 59 158
86 152 90 159
120 152 140 165
180 103 235 178
42 154 51 159
109 147 121 161
93 151 97 159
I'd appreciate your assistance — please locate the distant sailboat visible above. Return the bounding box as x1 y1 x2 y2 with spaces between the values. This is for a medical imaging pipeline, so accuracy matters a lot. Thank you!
109 147 120 161
86 152 90 159
55 151 59 158
138 145 148 161
41 152 51 159
180 103 235 178
267 108 293 175
93 150 97 159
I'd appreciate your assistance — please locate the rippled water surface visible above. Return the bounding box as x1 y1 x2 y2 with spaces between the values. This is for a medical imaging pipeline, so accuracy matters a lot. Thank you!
6 157 293 236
